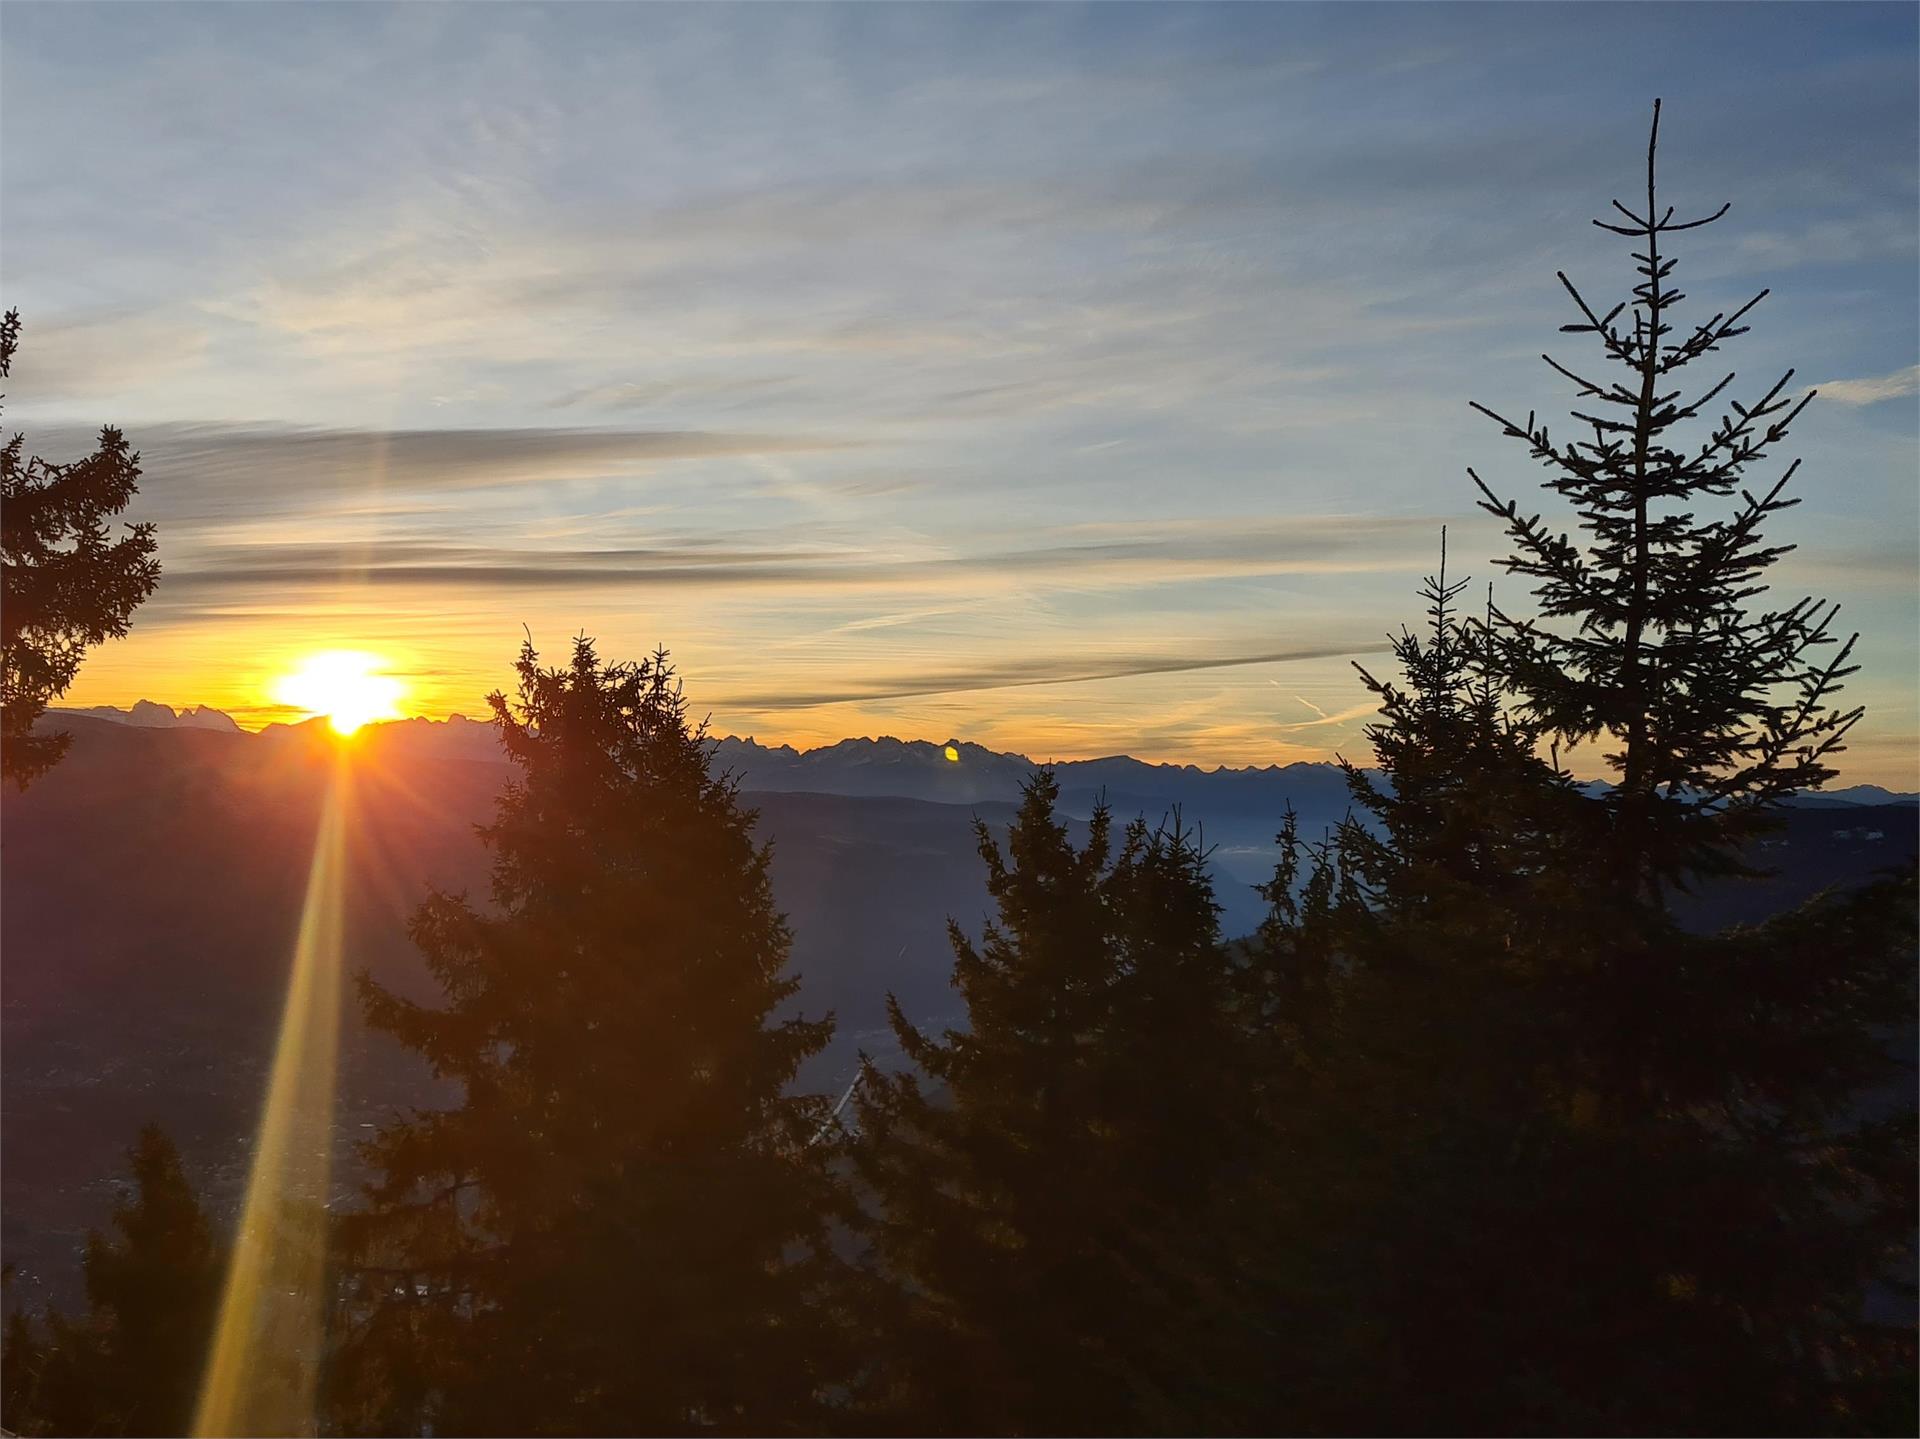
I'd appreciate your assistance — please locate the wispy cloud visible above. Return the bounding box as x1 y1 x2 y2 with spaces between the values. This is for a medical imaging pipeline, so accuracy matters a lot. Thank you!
712 641 1391 710
1815 364 1920 407
29 423 852 523
3 306 212 404
547 374 804 412
150 513 1452 603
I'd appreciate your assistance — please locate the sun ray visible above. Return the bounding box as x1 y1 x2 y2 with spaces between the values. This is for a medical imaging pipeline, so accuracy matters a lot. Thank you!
194 759 350 1437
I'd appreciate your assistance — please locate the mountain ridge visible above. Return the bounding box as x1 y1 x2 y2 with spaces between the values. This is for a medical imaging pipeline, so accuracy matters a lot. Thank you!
55 699 242 733
47 705 1916 809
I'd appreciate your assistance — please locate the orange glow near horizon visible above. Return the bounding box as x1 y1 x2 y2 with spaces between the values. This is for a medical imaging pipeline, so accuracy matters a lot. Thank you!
271 650 407 735
53 634 1918 788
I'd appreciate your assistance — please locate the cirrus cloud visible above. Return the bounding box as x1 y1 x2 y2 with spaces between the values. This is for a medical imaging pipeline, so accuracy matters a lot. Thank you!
1814 364 1920 407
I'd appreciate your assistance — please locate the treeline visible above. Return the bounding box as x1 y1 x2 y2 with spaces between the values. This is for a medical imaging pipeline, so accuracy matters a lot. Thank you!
5 108 1916 1436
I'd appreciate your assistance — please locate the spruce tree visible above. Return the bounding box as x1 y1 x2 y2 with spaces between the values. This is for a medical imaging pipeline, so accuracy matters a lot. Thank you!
1469 99 1860 891
2 1306 43 1433
0 1126 222 1437
328 637 850 1436
1248 551 1636 1433
850 773 1255 1435
1254 105 1917 1434
1464 107 1914 1421
0 309 161 787
1328 533 1599 935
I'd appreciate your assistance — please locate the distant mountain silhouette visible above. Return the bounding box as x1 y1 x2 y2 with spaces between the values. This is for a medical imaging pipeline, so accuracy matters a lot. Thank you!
256 711 503 759
46 710 1913 812
1783 783 1920 808
54 699 241 732
710 735 1369 847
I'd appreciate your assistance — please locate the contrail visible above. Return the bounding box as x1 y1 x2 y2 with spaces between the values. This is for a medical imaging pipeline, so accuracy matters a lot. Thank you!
1275 700 1380 733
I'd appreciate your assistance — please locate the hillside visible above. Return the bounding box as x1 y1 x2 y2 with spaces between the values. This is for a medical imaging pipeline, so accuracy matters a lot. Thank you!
4 715 1912 1311
1 718 1014 1310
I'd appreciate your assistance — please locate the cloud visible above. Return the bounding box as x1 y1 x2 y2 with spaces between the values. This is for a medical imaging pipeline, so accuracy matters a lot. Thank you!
547 374 804 412
149 512 1453 603
710 641 1392 710
1730 216 1918 272
3 306 211 403
1814 364 1920 407
28 422 852 523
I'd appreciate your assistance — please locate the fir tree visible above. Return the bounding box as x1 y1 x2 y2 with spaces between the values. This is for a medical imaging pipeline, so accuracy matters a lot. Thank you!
0 309 161 788
850 773 1255 1435
1 1126 222 1437
328 637 851 1436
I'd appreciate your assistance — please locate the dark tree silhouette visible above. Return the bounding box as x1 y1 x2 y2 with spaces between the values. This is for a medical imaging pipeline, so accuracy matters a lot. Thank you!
1250 106 1918 1435
1468 99 1860 892
850 773 1257 1435
0 309 160 787
328 637 852 1436
1 1126 222 1437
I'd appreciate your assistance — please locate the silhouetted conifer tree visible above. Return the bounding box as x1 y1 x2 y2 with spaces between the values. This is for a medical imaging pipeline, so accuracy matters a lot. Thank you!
1255 105 1918 1434
850 773 1256 1435
0 309 160 787
1247 549 1634 1432
1471 100 1864 892
1 1125 221 1437
1462 102 1916 1426
327 637 851 1436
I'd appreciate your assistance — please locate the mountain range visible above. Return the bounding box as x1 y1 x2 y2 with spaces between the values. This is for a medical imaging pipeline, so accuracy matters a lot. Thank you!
57 699 242 732
51 703 1919 812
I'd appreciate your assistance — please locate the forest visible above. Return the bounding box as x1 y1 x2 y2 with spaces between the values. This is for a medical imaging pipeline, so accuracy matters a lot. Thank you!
2 106 1915 1437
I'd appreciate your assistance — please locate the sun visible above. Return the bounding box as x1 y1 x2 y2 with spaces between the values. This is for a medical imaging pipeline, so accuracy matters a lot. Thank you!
272 650 406 735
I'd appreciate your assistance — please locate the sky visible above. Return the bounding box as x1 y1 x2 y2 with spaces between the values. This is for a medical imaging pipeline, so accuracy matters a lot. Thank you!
4 2 1915 781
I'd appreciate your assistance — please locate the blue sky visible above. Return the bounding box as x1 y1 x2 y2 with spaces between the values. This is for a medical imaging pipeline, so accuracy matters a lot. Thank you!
4 3 1914 779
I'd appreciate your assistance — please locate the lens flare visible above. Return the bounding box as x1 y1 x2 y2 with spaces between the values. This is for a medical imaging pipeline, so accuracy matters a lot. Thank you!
273 650 405 735
194 763 349 1437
